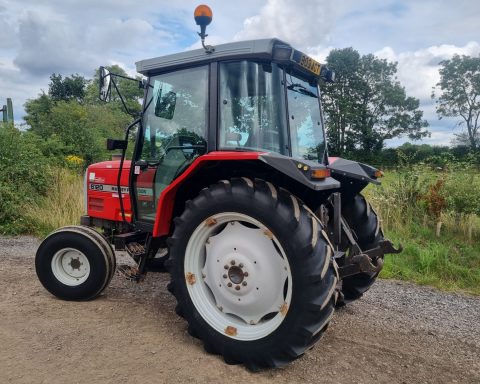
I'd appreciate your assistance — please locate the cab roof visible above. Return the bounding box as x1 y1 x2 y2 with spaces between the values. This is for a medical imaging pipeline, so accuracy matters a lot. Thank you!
135 38 288 75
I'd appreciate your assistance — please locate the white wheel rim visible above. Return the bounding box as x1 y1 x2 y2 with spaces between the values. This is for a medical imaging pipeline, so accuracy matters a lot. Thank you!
184 212 292 341
51 248 90 286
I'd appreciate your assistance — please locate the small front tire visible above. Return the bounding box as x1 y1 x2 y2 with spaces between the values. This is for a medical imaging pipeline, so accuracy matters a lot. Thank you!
35 226 115 300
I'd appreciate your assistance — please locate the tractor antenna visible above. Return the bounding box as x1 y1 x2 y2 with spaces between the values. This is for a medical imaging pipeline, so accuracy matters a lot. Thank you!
194 4 215 54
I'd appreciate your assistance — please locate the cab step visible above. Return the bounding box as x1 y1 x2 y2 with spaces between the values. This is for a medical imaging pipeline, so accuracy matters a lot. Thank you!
117 264 143 282
126 242 146 258
114 231 148 251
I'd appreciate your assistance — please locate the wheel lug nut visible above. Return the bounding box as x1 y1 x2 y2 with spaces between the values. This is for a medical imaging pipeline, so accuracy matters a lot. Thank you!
242 281 247 286
244 272 249 277
227 282 232 287
223 274 227 279
239 263 244 268
230 260 235 265
224 265 228 269
235 285 240 291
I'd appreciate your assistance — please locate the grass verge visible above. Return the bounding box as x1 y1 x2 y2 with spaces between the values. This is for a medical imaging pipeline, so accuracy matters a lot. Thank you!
365 168 480 296
381 225 480 296
24 168 84 238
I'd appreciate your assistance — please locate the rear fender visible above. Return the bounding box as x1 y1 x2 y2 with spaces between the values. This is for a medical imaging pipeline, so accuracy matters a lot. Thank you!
153 152 340 237
327 157 382 197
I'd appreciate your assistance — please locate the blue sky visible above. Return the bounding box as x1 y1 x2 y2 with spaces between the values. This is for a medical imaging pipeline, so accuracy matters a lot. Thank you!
1 0 479 147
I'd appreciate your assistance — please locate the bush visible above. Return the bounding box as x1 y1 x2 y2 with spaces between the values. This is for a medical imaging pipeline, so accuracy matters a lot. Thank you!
26 100 131 165
0 125 53 234
442 170 480 215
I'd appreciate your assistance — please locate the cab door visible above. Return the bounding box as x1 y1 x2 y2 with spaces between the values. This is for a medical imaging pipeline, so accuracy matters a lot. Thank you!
132 65 209 224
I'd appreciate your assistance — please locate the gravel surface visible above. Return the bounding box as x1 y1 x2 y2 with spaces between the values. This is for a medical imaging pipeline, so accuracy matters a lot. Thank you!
1 235 479 384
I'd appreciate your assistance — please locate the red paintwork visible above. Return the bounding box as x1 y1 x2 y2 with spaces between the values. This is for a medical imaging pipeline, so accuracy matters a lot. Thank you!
86 152 263 236
153 151 263 237
328 156 340 164
86 160 156 221
87 161 133 222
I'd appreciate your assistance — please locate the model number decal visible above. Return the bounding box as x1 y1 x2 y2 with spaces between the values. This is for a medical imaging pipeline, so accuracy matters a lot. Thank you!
89 184 129 194
90 183 104 191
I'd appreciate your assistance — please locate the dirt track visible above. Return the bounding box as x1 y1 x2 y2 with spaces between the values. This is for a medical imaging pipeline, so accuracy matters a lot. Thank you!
1 235 479 384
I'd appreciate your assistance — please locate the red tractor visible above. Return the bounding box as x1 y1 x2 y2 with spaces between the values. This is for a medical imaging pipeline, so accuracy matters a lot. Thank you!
35 5 400 370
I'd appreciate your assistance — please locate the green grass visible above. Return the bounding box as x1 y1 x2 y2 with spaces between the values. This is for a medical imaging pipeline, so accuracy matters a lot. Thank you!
24 168 84 237
380 225 480 295
365 166 480 296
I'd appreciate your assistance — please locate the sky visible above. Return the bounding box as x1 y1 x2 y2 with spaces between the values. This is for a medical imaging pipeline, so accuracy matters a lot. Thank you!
1 0 479 147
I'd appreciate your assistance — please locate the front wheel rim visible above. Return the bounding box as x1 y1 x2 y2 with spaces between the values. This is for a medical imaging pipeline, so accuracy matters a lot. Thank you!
184 212 293 341
51 248 90 286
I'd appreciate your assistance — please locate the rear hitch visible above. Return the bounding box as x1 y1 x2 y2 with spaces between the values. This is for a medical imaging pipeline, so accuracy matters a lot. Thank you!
338 239 402 278
338 254 383 278
325 192 403 279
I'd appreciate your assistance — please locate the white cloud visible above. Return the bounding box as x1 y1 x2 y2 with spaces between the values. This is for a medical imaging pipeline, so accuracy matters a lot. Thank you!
305 45 335 64
375 42 480 101
376 42 480 146
385 130 455 148
14 9 98 76
0 5 18 49
234 0 334 50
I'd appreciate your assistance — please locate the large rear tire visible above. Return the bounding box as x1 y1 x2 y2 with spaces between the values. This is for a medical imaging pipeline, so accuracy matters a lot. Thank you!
167 178 337 370
340 194 383 303
35 225 116 300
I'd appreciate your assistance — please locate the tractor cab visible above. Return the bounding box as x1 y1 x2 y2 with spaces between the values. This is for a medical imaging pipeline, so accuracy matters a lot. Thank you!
36 5 401 370
131 38 335 226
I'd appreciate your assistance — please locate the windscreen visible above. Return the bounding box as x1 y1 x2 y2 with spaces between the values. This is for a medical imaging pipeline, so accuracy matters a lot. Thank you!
286 72 326 161
219 60 326 162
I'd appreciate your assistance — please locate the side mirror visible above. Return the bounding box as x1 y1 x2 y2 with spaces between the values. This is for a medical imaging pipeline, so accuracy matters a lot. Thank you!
106 138 127 150
320 67 336 83
327 70 336 83
99 66 112 101
154 90 177 119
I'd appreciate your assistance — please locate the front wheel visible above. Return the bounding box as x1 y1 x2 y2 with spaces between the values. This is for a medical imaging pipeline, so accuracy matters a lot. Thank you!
167 178 337 370
35 225 116 300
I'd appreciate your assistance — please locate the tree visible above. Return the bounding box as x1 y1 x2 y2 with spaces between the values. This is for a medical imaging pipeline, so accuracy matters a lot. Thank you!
322 48 429 156
451 130 480 149
433 54 480 151
24 93 54 138
49 73 87 102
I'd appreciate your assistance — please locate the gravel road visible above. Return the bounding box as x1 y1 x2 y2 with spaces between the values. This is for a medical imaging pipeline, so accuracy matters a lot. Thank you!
1 235 479 384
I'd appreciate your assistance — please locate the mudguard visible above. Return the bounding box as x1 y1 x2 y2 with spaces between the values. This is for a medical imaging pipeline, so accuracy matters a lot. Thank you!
328 157 381 185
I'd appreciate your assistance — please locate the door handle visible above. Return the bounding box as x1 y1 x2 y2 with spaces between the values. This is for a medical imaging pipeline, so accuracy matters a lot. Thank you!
135 160 148 170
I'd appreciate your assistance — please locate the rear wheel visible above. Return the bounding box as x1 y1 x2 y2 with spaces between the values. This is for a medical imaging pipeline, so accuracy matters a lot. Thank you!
35 225 115 300
340 194 383 303
167 178 337 370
